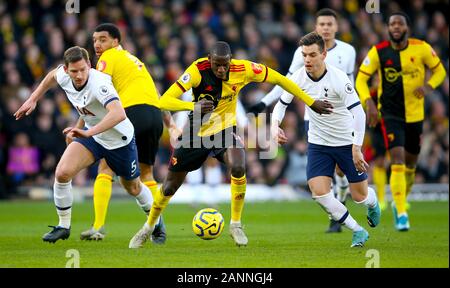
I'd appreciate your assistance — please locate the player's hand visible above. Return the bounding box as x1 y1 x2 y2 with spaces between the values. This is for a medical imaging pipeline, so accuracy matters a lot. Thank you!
365 98 378 128
63 127 91 139
65 134 74 146
14 97 38 120
271 125 288 145
195 99 214 114
248 102 266 116
414 84 433 99
352 145 369 174
168 125 182 146
310 100 333 115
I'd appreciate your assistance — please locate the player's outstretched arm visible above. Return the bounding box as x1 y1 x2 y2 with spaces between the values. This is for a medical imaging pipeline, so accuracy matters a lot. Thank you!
264 68 333 115
159 83 196 112
14 68 58 120
355 70 378 127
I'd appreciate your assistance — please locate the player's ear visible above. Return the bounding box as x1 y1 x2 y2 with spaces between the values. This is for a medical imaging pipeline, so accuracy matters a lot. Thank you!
63 65 68 73
87 60 92 68
208 54 211 62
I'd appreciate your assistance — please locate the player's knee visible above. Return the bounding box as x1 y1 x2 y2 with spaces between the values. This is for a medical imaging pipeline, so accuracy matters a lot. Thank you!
124 180 141 196
162 183 177 196
231 165 245 178
55 167 73 183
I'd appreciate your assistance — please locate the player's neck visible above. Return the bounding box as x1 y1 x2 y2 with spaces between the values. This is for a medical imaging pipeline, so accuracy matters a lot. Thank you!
390 39 408 50
325 39 336 51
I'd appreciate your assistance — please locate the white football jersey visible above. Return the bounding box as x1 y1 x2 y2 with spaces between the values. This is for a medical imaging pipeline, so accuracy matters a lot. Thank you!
280 63 361 146
55 66 134 150
289 40 356 121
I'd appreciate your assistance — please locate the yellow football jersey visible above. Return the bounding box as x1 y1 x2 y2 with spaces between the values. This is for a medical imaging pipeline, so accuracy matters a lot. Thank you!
357 38 444 123
96 46 160 109
175 58 269 136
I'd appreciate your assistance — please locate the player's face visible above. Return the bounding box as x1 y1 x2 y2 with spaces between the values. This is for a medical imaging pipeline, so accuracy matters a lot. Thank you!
209 54 231 80
388 15 409 43
65 59 90 89
315 16 338 42
93 31 119 57
302 44 326 74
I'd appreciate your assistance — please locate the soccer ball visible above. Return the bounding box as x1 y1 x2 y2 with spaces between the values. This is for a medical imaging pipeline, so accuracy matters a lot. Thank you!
192 208 225 240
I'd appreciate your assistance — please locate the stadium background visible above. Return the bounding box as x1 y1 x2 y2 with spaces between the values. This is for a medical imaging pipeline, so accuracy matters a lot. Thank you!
0 0 448 199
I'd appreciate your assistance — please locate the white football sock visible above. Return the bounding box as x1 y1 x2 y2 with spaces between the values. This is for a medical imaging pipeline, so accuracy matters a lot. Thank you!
354 186 378 208
135 183 152 214
54 180 73 229
313 192 362 232
335 173 349 202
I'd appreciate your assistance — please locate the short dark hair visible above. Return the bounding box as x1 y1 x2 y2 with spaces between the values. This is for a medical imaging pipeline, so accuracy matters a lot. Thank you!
94 23 121 42
389 12 411 27
210 41 231 57
63 46 90 66
299 32 325 52
316 8 339 20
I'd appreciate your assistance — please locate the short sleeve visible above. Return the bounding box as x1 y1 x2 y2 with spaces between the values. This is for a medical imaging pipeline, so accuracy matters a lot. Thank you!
96 50 114 76
245 61 269 83
337 71 360 109
94 78 120 107
422 41 441 70
358 46 379 76
176 63 202 92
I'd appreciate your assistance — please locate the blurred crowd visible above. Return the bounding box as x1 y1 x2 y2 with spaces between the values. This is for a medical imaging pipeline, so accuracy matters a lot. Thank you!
0 0 448 198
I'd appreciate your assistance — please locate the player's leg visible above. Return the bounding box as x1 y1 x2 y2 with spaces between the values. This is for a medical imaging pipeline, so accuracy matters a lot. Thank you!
404 121 423 205
132 104 167 243
223 147 248 246
43 141 97 243
129 143 207 248
308 144 368 247
371 123 388 210
80 159 113 240
128 170 188 248
334 166 349 203
383 117 409 231
326 165 347 233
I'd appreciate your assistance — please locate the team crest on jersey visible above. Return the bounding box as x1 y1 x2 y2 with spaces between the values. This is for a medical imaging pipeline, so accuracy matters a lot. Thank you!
99 85 109 96
97 60 107 72
181 73 191 84
251 62 263 74
345 83 354 94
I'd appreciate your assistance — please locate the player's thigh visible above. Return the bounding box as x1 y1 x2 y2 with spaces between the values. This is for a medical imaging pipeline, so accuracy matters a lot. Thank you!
404 121 423 156
382 117 406 150
306 143 336 182
98 158 114 175
104 138 141 181
119 176 141 196
168 146 210 173
126 104 163 166
56 141 96 180
333 145 368 183
308 176 333 197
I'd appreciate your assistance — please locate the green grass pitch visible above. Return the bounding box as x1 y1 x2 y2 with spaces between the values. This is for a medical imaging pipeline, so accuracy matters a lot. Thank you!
0 200 447 268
